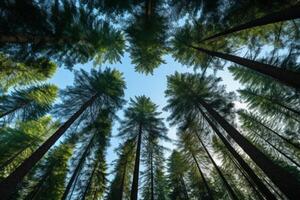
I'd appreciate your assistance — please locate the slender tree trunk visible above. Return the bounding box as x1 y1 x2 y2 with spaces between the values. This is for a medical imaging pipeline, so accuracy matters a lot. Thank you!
190 45 300 89
68 172 81 200
130 124 142 200
24 167 53 200
250 129 300 168
190 152 214 200
150 149 154 200
229 154 265 200
0 103 27 119
262 177 285 199
198 107 277 200
242 89 300 116
0 94 98 200
195 133 238 200
81 160 99 200
119 159 128 200
250 114 300 150
197 98 300 199
200 5 300 42
180 177 189 200
61 135 95 200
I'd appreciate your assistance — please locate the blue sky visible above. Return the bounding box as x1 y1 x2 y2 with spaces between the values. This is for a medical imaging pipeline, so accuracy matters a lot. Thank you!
48 52 243 171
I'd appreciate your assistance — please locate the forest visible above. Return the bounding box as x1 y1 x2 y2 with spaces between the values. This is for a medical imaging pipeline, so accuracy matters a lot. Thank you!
0 0 300 199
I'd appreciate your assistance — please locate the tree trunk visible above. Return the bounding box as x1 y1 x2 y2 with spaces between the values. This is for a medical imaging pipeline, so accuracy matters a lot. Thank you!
61 135 95 200
200 5 300 42
229 153 265 200
0 94 98 200
0 102 27 119
198 107 276 200
81 160 99 200
130 124 142 200
195 133 238 200
198 98 300 199
250 129 300 168
190 152 214 200
150 149 154 200
190 46 300 89
24 167 53 200
180 177 189 200
119 159 128 200
249 114 300 150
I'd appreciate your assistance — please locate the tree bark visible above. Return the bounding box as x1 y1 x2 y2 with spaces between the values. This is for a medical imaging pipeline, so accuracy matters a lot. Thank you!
198 107 276 200
190 151 214 200
198 98 300 199
200 5 300 42
190 45 300 89
195 133 238 200
61 135 95 200
130 124 142 200
0 94 98 200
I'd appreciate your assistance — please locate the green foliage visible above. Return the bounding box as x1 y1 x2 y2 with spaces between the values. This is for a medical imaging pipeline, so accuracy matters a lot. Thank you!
126 13 169 74
0 54 56 92
167 151 190 200
18 136 76 200
0 0 125 69
106 139 136 200
0 84 58 123
0 116 59 179
54 68 126 124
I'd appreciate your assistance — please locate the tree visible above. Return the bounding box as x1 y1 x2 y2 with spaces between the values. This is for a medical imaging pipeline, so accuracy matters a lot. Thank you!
0 84 58 123
167 151 190 200
238 110 300 169
118 96 167 200
239 87 300 123
106 139 136 200
164 72 300 199
62 110 114 200
141 133 169 200
177 130 216 200
0 68 125 199
200 4 300 42
0 54 56 92
172 24 300 89
0 116 59 177
126 0 169 74
0 0 125 69
16 134 77 200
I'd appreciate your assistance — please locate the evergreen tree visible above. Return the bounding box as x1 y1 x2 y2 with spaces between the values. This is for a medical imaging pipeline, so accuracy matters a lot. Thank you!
118 96 167 200
167 151 190 200
0 0 125 69
0 68 125 199
106 139 136 200
0 116 59 178
0 84 58 123
0 54 56 92
164 72 300 199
